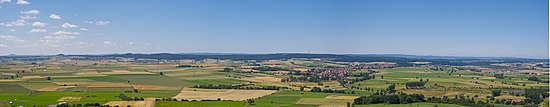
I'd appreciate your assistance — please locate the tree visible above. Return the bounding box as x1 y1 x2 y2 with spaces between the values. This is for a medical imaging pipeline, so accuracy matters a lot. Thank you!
222 68 233 72
46 76 51 80
528 76 539 81
310 87 322 92
386 84 396 93
491 90 501 97
159 72 164 75
246 98 255 104
524 89 548 104
494 74 504 79
405 81 426 89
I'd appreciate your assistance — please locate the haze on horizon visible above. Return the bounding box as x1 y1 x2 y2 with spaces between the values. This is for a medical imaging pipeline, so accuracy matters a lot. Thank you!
0 0 548 58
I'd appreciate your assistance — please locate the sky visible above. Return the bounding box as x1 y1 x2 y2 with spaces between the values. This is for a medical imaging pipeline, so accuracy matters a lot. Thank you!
0 0 548 58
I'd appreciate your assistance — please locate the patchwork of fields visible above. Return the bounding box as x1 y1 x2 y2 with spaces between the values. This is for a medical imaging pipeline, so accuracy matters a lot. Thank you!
0 58 547 107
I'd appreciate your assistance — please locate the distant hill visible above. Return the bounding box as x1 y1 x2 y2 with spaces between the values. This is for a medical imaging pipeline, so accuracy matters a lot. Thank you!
2 53 547 66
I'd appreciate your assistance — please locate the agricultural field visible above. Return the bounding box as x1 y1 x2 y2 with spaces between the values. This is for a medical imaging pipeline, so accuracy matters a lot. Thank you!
0 54 548 107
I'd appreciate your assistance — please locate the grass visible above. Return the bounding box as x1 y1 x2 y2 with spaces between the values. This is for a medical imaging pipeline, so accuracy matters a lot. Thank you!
16 82 58 91
251 90 358 107
186 79 248 85
113 74 195 88
2 91 183 106
0 83 31 92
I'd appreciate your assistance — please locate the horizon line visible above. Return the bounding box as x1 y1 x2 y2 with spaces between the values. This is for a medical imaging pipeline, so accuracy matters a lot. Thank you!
1 52 548 59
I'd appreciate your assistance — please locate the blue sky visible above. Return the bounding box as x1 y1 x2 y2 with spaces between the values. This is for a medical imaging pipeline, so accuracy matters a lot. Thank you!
0 0 547 58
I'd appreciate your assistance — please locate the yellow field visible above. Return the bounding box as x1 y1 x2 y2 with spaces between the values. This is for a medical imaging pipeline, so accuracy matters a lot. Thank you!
241 76 282 83
104 101 154 107
172 88 276 101
57 97 81 102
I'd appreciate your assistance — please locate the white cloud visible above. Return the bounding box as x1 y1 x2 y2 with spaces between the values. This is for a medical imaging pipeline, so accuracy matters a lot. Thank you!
45 35 75 40
32 22 47 28
20 16 37 20
95 21 110 25
16 0 29 5
0 0 11 3
29 29 46 33
0 44 7 48
61 23 78 28
52 30 80 35
40 35 76 44
83 20 93 24
80 28 88 31
40 31 78 45
84 20 110 26
126 42 133 45
8 29 16 32
20 10 40 14
0 35 25 42
0 19 27 27
103 41 112 44
49 14 61 20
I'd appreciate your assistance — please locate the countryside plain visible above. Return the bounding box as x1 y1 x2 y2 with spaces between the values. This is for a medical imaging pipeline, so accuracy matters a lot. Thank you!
0 54 548 107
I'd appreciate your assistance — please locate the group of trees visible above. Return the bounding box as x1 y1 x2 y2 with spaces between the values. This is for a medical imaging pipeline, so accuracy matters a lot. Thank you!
117 93 144 101
176 65 203 68
524 88 549 104
354 92 494 107
353 88 549 107
405 81 426 89
425 96 493 107
353 93 425 104
192 84 288 90
310 87 347 94
494 74 505 79
386 84 396 93
527 76 539 81
491 90 501 97
57 103 109 107
349 72 374 83
281 75 334 83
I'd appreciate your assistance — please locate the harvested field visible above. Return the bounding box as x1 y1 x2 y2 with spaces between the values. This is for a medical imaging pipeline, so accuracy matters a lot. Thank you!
104 101 154 107
0 79 23 82
52 81 87 86
241 76 282 83
133 85 161 90
0 76 46 82
101 72 153 75
22 76 45 79
173 88 276 101
74 72 106 76
57 96 81 102
87 82 131 87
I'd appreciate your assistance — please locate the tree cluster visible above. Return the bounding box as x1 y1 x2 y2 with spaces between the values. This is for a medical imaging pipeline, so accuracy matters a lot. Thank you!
310 87 346 93
405 81 426 89
353 93 425 104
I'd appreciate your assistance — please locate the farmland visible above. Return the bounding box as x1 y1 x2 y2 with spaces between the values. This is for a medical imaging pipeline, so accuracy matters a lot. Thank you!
0 54 548 107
